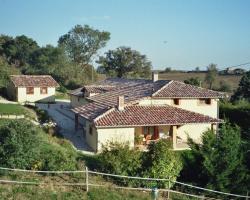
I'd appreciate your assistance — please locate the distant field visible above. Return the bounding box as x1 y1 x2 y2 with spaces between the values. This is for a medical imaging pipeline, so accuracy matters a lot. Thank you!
159 72 242 91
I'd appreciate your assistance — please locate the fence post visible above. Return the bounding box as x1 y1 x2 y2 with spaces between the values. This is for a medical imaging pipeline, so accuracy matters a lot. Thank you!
246 191 249 200
85 166 89 192
167 180 170 200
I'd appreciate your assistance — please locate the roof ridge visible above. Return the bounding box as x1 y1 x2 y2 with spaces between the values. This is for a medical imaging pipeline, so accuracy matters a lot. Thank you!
94 107 116 123
152 80 173 97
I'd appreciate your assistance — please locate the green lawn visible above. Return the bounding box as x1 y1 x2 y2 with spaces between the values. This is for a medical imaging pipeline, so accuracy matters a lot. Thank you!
0 103 26 115
55 91 70 100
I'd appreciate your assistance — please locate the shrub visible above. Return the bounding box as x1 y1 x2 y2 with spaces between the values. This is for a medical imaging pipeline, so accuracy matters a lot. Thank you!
98 142 142 176
141 140 183 188
0 120 41 169
186 123 247 194
38 142 77 171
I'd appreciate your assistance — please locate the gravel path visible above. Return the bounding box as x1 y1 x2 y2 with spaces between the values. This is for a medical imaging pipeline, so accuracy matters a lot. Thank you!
36 100 93 154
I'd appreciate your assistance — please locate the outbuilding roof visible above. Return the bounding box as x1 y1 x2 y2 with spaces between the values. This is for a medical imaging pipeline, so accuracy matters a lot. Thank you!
10 75 59 87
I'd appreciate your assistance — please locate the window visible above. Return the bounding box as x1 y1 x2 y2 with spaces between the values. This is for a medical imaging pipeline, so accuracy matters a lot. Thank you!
199 98 211 105
40 87 48 94
173 98 180 105
26 87 34 95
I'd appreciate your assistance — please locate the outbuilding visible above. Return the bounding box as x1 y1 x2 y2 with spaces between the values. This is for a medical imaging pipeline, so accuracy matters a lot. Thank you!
8 75 59 103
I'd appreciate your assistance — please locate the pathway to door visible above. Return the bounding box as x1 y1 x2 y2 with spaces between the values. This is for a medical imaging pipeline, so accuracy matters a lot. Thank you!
36 100 93 154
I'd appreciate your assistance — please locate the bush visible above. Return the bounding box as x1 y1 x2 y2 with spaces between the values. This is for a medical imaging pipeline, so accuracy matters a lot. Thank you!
0 119 78 171
0 120 41 169
38 142 77 171
141 140 183 188
97 140 182 189
98 142 142 176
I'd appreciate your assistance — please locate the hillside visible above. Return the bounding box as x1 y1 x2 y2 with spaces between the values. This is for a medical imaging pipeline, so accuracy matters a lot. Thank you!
159 72 242 92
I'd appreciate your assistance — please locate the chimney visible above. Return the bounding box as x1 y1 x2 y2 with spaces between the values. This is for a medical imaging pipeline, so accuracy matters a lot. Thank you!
152 71 158 82
117 96 124 111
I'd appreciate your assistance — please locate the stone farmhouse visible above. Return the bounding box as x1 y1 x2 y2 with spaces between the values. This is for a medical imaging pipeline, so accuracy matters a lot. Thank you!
69 73 224 152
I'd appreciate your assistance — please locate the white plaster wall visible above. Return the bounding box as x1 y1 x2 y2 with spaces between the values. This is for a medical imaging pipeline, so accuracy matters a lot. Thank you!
177 123 212 143
17 87 55 103
86 120 98 152
97 127 135 152
70 95 89 108
139 98 218 118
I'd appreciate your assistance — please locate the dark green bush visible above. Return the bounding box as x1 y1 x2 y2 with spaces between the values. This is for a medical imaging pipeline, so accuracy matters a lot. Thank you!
39 142 77 171
98 142 142 176
0 120 41 169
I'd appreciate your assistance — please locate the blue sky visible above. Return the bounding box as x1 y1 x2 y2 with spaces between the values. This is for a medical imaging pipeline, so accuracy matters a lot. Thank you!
1 0 250 70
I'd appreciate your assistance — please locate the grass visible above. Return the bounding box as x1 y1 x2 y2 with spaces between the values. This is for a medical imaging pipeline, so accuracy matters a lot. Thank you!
159 72 242 92
55 91 69 100
0 103 27 115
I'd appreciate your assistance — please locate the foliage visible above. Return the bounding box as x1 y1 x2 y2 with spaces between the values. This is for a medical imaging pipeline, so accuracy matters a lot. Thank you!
0 120 41 169
87 188 150 200
218 80 231 92
164 67 172 73
98 142 142 176
184 77 201 86
97 46 152 78
219 100 250 139
205 63 218 89
187 123 248 193
58 24 110 66
0 34 39 67
231 70 250 102
0 57 20 91
141 140 182 188
38 141 77 171
0 119 78 171
97 140 182 189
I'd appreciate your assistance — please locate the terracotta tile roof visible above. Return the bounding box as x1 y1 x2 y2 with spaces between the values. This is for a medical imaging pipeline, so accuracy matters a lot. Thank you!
94 105 222 127
88 80 169 107
72 102 111 120
68 87 84 96
84 85 116 94
10 75 58 87
153 81 225 98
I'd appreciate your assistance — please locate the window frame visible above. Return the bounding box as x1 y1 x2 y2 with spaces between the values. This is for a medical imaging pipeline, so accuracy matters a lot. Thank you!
198 98 212 105
173 98 180 105
26 87 34 95
40 87 48 95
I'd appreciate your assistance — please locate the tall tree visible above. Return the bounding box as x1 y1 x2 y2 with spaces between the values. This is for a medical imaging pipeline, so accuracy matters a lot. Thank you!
1 35 38 67
205 63 218 89
97 46 152 78
188 123 247 193
231 71 250 102
58 25 110 67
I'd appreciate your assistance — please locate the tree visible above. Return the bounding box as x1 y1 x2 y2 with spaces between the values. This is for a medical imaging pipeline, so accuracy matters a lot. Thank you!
195 67 200 72
142 140 182 188
58 24 110 67
205 63 218 89
0 120 40 169
1 35 38 67
97 46 152 78
231 71 250 102
184 77 201 86
188 123 247 193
